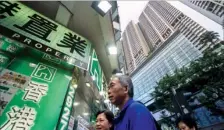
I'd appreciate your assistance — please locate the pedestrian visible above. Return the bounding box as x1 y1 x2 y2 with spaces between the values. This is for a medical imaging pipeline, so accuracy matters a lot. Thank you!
96 110 114 130
176 115 198 130
108 74 157 130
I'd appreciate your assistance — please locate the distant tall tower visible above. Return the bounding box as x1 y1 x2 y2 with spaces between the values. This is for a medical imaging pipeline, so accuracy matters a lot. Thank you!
139 1 208 51
122 21 150 73
180 0 224 26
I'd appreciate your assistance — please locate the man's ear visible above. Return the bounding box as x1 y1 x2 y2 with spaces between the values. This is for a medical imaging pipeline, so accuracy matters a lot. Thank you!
123 85 128 94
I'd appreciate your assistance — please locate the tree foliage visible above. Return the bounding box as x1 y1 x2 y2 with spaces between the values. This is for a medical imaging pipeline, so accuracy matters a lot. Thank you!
200 31 219 45
151 32 224 118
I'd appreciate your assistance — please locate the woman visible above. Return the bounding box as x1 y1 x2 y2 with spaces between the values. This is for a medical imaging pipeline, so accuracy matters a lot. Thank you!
176 115 198 130
96 110 114 130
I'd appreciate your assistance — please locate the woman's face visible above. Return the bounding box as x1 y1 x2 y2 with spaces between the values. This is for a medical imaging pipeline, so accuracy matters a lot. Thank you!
178 122 195 130
96 113 112 130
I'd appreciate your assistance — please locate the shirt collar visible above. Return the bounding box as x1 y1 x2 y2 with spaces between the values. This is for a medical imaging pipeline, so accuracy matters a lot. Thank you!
114 98 134 123
121 98 134 112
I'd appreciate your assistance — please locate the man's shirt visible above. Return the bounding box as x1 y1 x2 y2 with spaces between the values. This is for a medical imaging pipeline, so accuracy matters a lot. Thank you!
114 98 157 130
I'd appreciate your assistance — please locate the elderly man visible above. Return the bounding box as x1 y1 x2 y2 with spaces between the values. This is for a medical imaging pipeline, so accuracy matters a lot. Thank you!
108 74 157 130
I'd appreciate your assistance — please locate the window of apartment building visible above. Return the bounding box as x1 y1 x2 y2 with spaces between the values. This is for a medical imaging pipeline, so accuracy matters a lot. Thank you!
191 1 195 4
201 1 206 7
207 2 215 11
198 1 203 7
201 1 207 7
171 19 179 27
185 31 192 38
190 36 197 42
214 0 221 3
217 6 224 17
195 1 199 6
203 1 209 9
212 4 219 13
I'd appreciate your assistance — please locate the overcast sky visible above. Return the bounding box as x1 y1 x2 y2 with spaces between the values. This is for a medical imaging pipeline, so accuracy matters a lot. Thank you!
118 1 224 40
118 1 148 31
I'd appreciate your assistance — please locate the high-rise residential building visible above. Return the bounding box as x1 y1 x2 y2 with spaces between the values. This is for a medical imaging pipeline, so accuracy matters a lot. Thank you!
139 1 208 51
117 40 128 74
122 21 151 73
122 32 135 73
138 15 162 50
131 31 202 105
118 1 223 127
180 0 224 26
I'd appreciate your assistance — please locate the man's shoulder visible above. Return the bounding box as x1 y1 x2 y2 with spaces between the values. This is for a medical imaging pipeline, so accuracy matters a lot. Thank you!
128 101 149 112
126 101 155 123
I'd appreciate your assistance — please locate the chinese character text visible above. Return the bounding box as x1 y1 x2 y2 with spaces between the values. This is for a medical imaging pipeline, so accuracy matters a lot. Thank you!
23 81 48 103
57 33 87 57
14 14 58 42
0 1 21 19
0 106 36 130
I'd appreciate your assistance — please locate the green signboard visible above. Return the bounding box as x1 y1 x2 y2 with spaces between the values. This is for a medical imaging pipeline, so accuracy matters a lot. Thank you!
89 50 103 91
0 53 10 69
0 1 92 70
57 84 75 130
0 34 25 70
0 34 25 55
0 55 72 130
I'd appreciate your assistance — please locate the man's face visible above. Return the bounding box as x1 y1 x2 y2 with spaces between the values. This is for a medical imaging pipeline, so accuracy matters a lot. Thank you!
108 77 127 106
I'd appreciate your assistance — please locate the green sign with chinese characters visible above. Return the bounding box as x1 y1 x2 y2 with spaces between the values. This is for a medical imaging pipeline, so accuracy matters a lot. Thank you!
0 55 72 130
0 1 92 70
89 50 103 91
57 85 75 130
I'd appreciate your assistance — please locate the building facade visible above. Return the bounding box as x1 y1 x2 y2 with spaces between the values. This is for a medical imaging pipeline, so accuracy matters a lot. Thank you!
131 32 202 104
122 21 151 73
125 1 224 128
117 40 128 74
139 1 208 52
180 0 224 26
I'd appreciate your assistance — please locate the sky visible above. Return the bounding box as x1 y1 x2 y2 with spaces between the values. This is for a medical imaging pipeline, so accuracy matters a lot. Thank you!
118 1 224 40
117 1 148 31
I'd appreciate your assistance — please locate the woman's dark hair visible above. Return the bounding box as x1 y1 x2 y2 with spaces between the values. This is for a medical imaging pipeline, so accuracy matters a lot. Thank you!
96 110 114 130
176 115 198 130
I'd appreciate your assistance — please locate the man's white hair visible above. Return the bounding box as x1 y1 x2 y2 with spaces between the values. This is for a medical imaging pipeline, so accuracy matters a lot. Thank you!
111 74 134 98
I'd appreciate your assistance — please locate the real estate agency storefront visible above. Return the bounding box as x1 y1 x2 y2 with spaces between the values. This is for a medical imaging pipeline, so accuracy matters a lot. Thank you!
0 1 104 130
